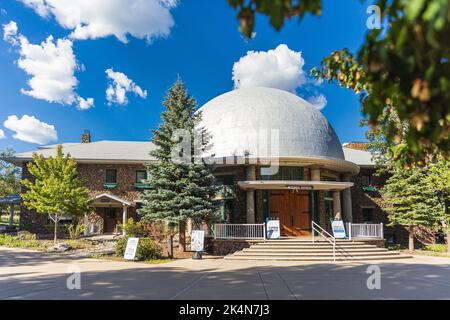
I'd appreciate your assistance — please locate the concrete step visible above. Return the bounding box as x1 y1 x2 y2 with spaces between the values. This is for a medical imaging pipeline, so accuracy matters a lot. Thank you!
242 247 389 253
224 254 412 261
252 244 378 249
233 251 400 257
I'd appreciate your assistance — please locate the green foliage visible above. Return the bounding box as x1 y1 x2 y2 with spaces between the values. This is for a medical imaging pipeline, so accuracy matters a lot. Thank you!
230 0 450 165
228 0 322 38
121 218 165 241
426 157 450 233
67 223 86 240
22 145 91 243
424 243 448 253
139 78 220 227
381 166 442 229
0 149 21 198
114 237 162 261
0 234 45 250
310 0 450 165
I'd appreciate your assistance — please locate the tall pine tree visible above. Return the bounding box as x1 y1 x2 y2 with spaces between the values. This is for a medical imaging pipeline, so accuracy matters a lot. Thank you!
381 166 441 251
139 78 219 251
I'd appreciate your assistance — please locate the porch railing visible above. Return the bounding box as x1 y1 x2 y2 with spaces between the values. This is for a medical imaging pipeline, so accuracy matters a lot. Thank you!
312 221 336 262
214 224 266 240
346 223 384 239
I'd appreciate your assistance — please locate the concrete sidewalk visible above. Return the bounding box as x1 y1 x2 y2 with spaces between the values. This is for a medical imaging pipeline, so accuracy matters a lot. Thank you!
1 247 450 299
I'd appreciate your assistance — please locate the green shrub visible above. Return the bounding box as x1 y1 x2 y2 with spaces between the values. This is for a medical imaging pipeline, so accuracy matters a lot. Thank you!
115 237 162 261
68 223 86 240
0 234 45 249
424 244 447 253
121 218 165 241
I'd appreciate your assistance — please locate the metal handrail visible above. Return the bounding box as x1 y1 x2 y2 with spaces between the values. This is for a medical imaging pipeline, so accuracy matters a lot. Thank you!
311 221 336 262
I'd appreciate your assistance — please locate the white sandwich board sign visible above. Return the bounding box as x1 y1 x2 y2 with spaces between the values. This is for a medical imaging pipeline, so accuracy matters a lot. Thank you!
266 219 281 239
331 221 347 239
124 237 139 260
191 230 205 252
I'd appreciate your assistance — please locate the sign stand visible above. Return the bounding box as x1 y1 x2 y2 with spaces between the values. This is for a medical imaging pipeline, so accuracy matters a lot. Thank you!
191 230 205 260
124 237 139 260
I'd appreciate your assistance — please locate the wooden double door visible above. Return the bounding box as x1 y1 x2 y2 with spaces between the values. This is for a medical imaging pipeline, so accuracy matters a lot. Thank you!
269 190 311 236
103 208 121 233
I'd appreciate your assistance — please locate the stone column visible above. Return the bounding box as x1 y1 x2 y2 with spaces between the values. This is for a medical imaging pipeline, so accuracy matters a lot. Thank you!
122 205 128 236
311 167 321 181
246 165 256 224
8 204 14 227
342 176 353 223
333 191 342 220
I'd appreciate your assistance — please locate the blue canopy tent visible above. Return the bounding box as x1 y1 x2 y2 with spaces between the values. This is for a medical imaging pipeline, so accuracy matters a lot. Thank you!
0 194 21 227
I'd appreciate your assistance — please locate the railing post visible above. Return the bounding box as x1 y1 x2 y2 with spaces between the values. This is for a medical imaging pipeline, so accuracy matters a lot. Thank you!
380 223 384 239
349 223 352 240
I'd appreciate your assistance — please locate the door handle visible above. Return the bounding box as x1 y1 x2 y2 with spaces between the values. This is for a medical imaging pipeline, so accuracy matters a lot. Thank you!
291 216 294 227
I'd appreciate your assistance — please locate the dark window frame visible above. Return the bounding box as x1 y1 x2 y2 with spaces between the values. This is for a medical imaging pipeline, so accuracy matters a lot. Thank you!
362 174 373 187
105 169 117 184
135 170 148 183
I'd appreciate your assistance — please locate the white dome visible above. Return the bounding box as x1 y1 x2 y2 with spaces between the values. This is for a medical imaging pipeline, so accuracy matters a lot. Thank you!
198 87 345 161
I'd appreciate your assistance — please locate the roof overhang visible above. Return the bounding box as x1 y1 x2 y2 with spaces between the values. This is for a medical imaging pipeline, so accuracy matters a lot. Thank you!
90 193 134 207
206 155 360 176
3 157 154 166
238 180 354 191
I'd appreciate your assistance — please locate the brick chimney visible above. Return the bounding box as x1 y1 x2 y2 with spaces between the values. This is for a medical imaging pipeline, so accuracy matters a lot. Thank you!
343 142 369 151
81 130 91 143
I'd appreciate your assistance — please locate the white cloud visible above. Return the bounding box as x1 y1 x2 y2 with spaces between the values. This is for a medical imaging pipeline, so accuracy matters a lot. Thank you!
2 21 93 109
105 68 147 105
2 21 18 45
232 44 306 92
77 96 94 110
307 94 328 110
20 0 177 43
0 129 5 139
3 115 58 145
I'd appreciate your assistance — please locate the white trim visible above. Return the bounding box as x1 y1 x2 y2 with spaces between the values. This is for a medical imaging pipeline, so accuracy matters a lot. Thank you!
237 180 354 191
91 193 133 207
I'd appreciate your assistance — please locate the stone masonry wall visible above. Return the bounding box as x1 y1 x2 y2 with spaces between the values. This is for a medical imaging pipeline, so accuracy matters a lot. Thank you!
20 162 146 234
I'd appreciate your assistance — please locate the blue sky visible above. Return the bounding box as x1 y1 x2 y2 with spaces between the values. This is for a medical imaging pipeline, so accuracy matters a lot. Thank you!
0 0 370 153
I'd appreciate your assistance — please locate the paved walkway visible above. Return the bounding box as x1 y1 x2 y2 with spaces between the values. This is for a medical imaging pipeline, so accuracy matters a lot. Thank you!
1 247 450 299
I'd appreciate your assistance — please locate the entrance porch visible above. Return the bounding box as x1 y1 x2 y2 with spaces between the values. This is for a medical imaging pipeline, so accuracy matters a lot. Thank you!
88 193 134 235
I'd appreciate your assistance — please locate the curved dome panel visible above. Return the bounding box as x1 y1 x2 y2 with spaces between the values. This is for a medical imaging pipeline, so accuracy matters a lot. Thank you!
198 87 345 161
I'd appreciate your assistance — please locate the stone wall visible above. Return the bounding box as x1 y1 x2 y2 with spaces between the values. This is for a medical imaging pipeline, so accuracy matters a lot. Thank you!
349 167 435 245
19 162 145 234
211 239 263 255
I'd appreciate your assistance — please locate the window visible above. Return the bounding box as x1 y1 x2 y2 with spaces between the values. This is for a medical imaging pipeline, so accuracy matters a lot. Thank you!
136 170 148 183
216 175 234 186
362 174 373 187
261 167 304 181
362 207 374 223
105 169 117 184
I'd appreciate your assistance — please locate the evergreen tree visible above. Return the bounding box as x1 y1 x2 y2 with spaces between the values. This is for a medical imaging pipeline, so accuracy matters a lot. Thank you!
0 149 21 198
22 145 90 244
139 79 219 251
426 157 450 253
381 166 442 251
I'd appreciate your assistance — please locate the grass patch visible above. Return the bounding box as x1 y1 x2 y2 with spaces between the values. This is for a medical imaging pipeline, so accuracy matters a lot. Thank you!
0 234 46 250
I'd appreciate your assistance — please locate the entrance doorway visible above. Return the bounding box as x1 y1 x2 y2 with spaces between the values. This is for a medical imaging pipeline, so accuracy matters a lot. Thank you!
103 208 120 233
269 190 311 236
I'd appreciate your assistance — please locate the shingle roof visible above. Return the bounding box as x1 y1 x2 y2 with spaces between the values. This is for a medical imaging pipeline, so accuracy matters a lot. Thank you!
8 141 156 164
